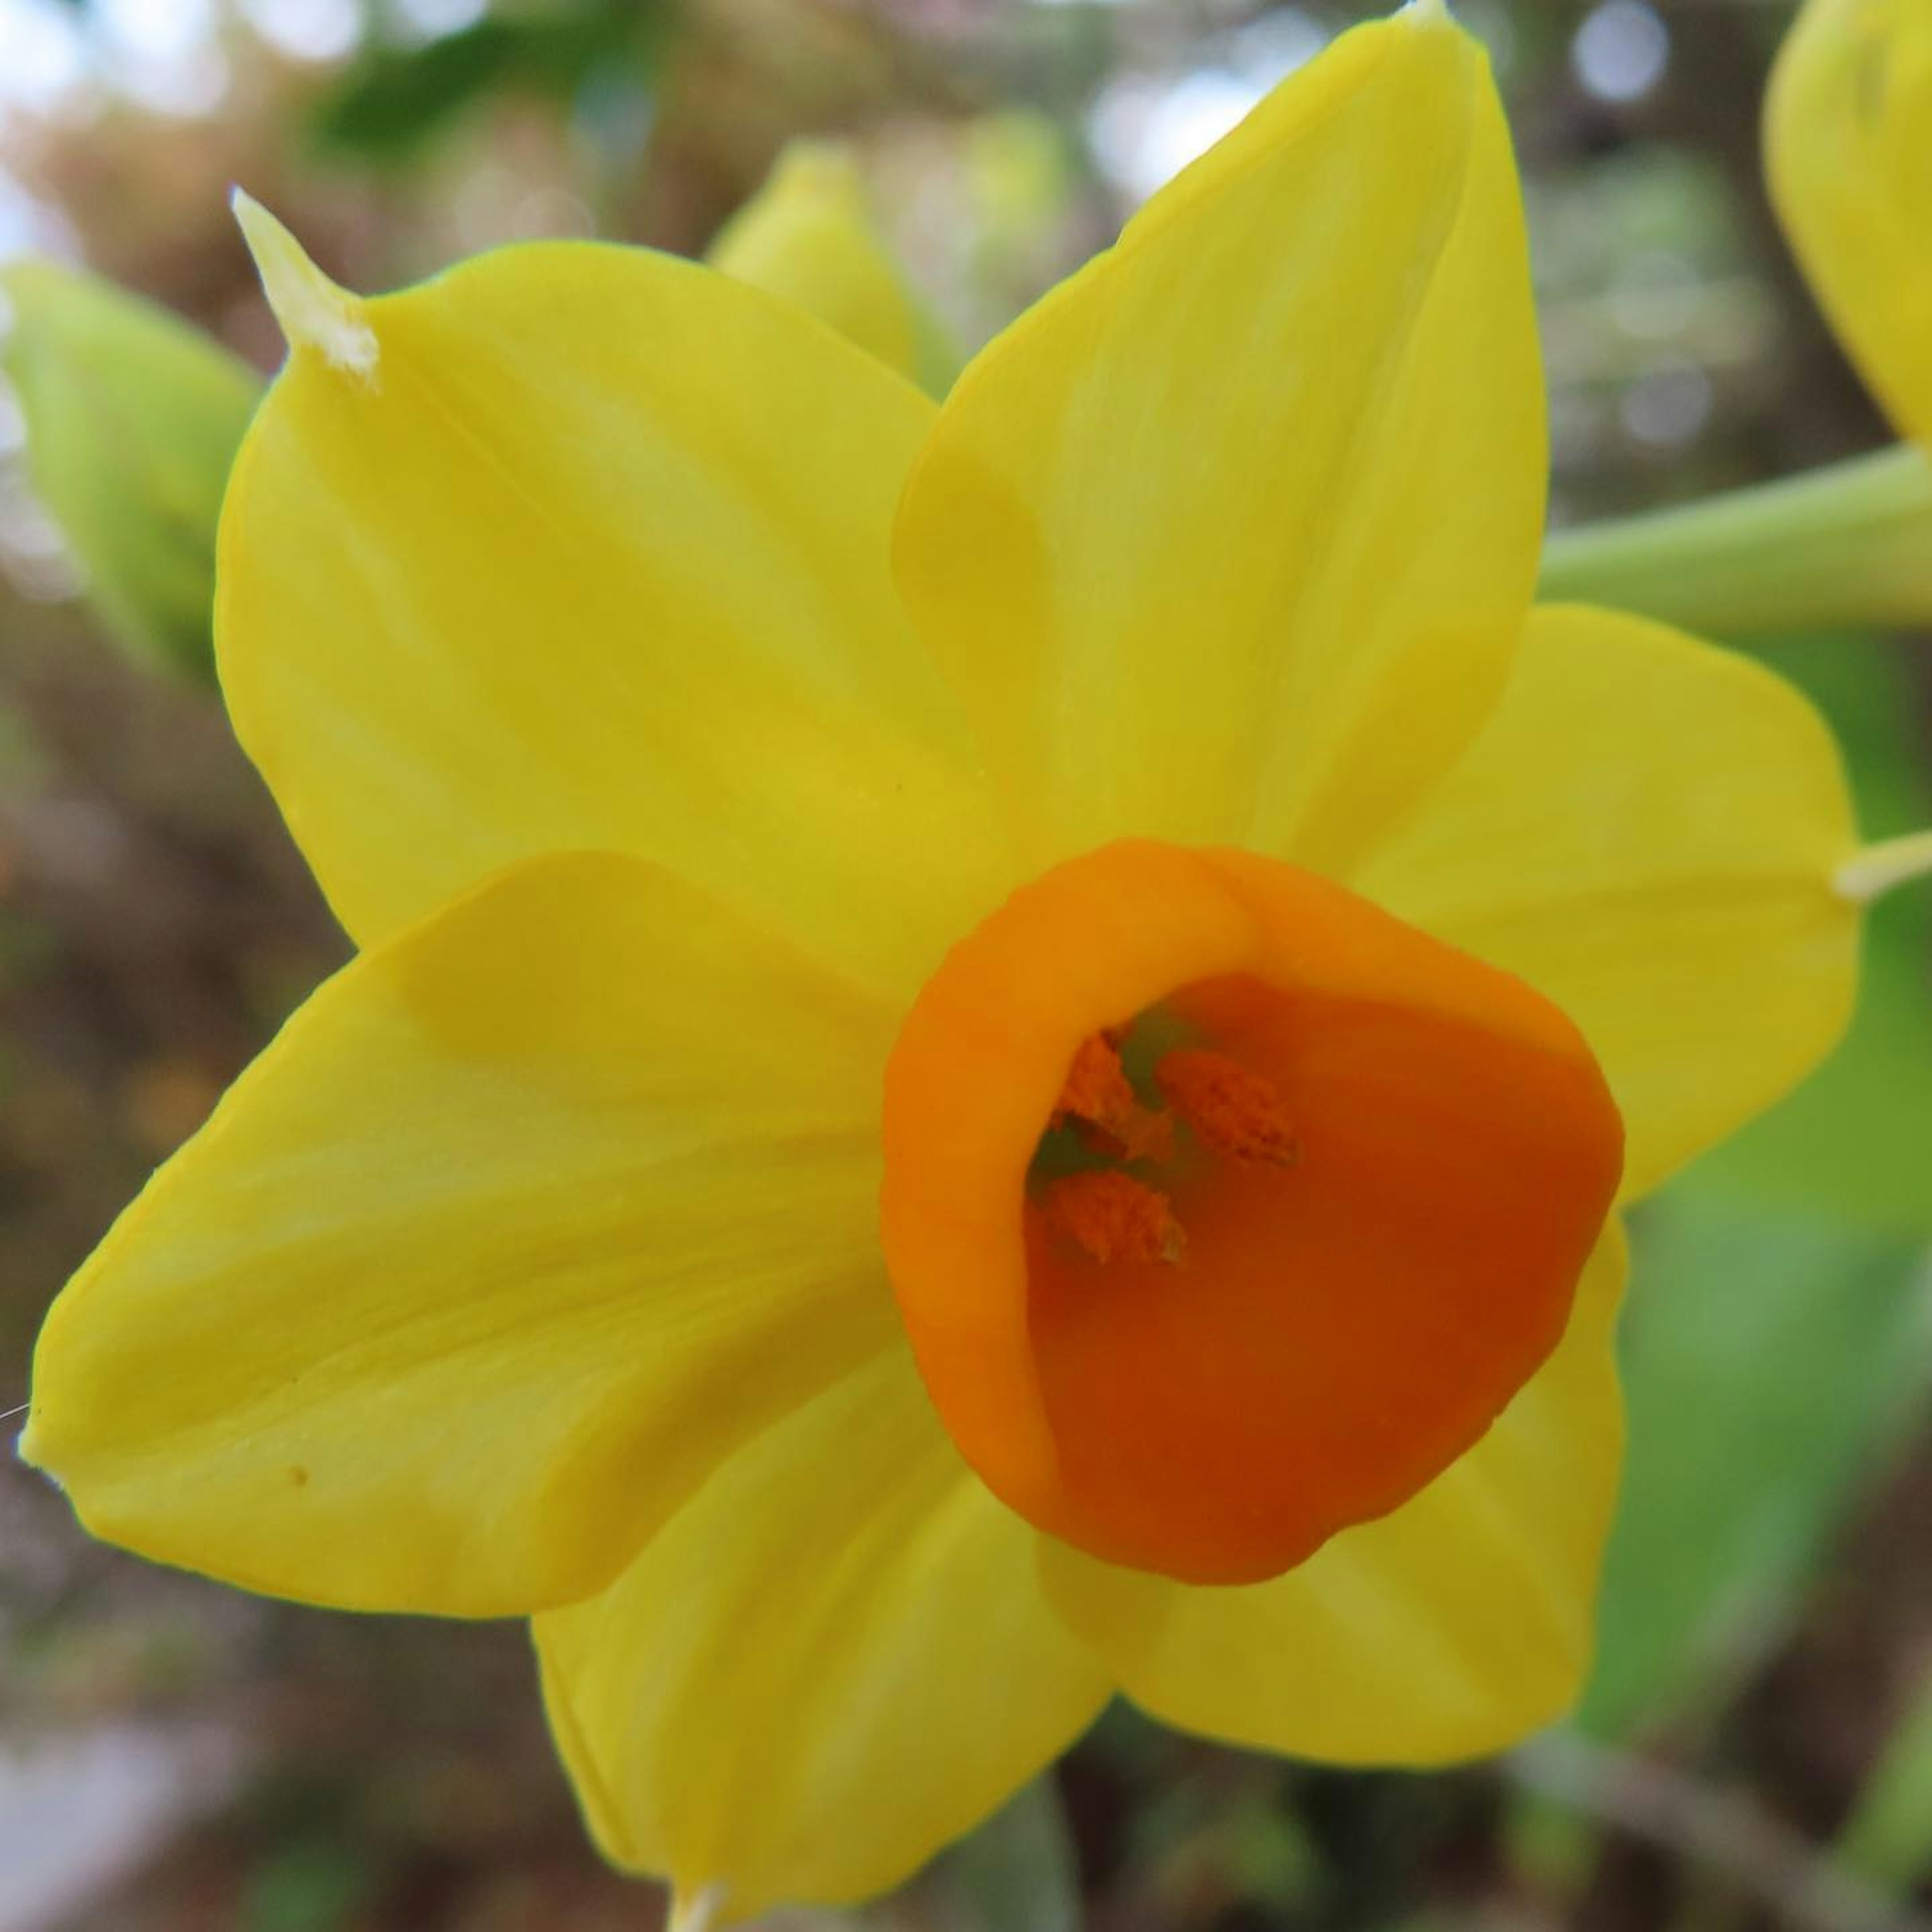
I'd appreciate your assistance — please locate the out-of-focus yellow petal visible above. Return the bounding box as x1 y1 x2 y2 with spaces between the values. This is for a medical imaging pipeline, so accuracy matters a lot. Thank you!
220 204 1009 999
1041 1221 1625 1765
893 3 1544 878
1767 0 1932 445
23 852 902 1618
535 1347 1109 1923
708 142 957 393
1356 606 1860 1201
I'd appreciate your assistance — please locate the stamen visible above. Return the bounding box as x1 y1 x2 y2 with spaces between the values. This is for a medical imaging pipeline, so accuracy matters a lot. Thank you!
1041 1170 1186 1266
1836 828 1932 903
1053 1032 1174 1162
1157 1049 1300 1167
1056 1033 1134 1122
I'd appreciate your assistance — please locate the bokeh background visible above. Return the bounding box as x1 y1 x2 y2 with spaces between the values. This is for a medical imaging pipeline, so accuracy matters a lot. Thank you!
2 0 1930 1926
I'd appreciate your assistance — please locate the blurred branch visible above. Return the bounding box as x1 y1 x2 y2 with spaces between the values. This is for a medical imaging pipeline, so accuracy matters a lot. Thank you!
1511 1732 1932 1932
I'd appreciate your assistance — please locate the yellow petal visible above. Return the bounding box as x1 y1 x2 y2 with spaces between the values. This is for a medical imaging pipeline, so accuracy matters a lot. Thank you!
1767 0 1932 445
23 852 902 1617
219 203 1010 999
707 141 957 393
1355 605 1860 1201
1041 1219 1626 1765
893 3 1544 878
535 1347 1110 1921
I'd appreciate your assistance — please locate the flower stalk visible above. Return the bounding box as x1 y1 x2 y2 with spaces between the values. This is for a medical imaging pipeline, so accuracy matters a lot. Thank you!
1539 445 1932 639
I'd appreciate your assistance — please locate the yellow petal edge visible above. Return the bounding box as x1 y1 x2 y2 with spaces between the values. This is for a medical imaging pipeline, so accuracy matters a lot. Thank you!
892 0 1545 878
1360 604 1861 1200
23 853 901 1616
536 1349 1110 1923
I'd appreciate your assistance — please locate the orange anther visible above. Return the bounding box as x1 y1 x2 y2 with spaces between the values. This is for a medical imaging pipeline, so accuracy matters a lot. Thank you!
1057 1033 1136 1124
1041 1170 1186 1267
1157 1048 1300 1167
1053 1032 1174 1162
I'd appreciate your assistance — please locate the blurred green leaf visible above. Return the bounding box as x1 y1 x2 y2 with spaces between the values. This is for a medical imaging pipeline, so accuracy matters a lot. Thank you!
308 7 660 164
0 261 261 684
1837 1670 1932 1891
1207 1789 1321 1914
243 1837 378 1932
1500 1785 1598 1899
1690 633 1932 1236
1579 1190 1931 1739
921 1778 1080 1932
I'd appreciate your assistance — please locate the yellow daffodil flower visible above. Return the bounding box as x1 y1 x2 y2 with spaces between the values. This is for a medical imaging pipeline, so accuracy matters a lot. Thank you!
1768 0 1932 448
22 5 1891 1922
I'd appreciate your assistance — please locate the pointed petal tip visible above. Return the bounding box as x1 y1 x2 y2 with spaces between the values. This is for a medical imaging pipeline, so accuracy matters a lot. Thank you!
14 1417 59 1488
230 187 378 379
1402 0 1480 45
1396 1 1491 87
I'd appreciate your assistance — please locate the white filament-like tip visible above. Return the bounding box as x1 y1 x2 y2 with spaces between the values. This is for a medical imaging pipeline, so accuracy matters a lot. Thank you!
1403 0 1455 26
1836 829 1932 905
230 187 377 380
668 1883 727 1932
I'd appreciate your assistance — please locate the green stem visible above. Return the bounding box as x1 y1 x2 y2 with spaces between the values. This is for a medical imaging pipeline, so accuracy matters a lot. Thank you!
1539 444 1932 638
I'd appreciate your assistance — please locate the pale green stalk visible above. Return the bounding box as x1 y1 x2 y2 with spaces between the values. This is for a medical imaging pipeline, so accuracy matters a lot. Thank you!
1539 445 1932 638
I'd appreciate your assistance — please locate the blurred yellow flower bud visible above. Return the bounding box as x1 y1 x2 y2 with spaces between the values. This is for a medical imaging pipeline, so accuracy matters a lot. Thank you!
708 141 958 395
0 261 260 683
1767 0 1932 447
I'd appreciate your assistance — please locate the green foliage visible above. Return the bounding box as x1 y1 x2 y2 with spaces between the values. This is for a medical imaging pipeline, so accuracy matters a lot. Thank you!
0 261 260 683
1580 1189 1931 1739
1837 1671 1932 1890
242 1838 380 1932
308 5 662 165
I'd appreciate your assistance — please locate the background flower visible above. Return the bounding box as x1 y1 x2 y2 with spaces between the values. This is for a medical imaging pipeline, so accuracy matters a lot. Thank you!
1767 0 1932 449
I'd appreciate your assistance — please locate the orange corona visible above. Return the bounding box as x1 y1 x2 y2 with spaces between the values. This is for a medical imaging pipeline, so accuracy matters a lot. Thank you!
880 840 1625 1587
